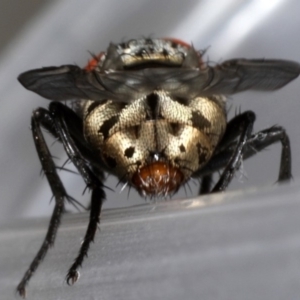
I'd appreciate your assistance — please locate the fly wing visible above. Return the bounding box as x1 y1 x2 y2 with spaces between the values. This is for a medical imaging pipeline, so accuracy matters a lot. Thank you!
97 68 204 100
18 65 191 102
18 65 118 101
18 59 300 103
98 59 300 98
18 65 161 102
201 59 300 94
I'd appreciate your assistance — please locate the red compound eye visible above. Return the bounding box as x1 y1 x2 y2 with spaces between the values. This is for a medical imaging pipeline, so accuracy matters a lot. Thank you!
163 37 191 48
132 161 184 196
84 52 105 71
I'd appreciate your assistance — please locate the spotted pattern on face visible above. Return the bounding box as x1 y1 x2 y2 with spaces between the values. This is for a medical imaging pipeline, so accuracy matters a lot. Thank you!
124 146 135 158
98 115 119 140
169 123 183 136
191 111 211 131
145 93 161 120
179 144 186 153
82 91 226 184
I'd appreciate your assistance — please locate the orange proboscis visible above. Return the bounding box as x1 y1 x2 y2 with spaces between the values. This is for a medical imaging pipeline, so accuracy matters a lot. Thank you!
131 161 184 196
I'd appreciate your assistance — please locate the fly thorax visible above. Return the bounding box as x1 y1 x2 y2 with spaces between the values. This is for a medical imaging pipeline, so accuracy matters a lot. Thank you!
82 91 226 196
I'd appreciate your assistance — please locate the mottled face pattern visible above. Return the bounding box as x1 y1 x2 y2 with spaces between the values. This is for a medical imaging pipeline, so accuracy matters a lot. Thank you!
82 92 226 196
79 39 227 196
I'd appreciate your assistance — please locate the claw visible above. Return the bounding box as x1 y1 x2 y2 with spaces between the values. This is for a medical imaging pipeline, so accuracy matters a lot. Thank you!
66 270 80 286
16 286 26 299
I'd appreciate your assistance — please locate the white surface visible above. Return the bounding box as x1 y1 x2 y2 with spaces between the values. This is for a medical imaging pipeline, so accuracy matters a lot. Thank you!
1 184 300 300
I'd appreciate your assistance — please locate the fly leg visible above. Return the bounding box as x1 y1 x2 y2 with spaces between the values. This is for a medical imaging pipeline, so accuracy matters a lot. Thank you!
203 126 291 182
16 102 106 297
212 111 256 192
45 102 106 285
194 118 291 193
199 175 213 195
17 108 69 298
198 111 255 195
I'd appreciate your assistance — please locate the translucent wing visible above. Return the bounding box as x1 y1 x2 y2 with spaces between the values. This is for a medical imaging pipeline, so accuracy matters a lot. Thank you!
18 65 118 101
105 59 300 98
200 59 300 94
18 59 300 103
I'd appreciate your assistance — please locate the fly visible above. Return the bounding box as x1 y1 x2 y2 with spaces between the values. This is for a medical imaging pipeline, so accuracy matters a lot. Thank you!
16 38 299 297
